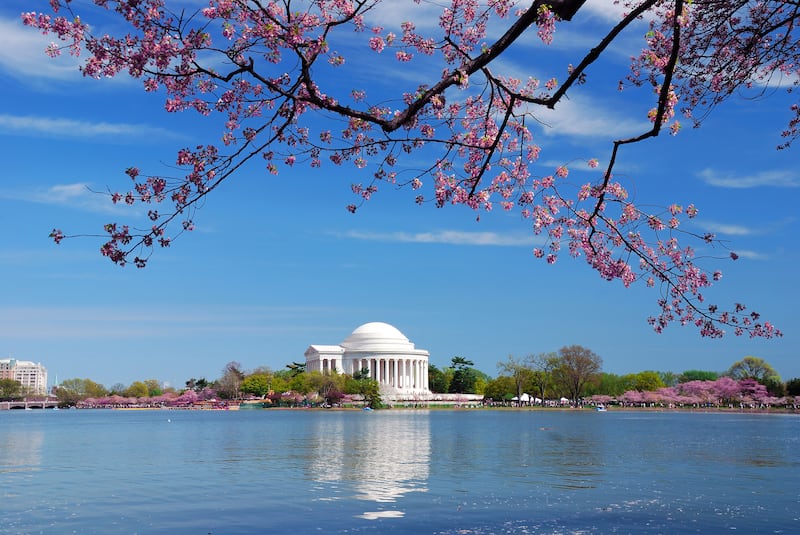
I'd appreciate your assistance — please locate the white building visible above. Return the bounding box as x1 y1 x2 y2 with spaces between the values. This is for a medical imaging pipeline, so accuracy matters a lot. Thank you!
304 322 430 399
0 358 48 396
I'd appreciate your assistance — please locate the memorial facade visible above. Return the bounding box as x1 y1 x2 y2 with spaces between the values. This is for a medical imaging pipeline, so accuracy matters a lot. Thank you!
304 322 430 398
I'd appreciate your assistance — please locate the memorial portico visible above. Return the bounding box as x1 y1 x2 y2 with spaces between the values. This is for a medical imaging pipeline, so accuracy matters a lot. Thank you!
304 322 430 397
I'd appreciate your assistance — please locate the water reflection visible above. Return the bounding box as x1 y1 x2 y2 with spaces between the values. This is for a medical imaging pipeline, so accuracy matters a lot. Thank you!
307 412 430 507
0 429 43 475
539 429 605 489
482 415 607 491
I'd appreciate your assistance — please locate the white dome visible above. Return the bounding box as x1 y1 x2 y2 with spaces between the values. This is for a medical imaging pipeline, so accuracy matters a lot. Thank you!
341 322 416 352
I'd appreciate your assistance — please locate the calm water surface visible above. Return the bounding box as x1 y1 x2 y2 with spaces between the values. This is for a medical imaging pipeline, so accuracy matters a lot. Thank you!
1 409 798 534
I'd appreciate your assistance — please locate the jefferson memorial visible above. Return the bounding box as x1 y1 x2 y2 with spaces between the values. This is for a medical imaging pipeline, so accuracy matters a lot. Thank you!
304 322 430 399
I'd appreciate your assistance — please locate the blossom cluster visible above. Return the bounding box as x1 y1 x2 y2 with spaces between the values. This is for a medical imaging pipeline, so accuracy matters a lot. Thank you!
24 0 790 338
608 377 784 407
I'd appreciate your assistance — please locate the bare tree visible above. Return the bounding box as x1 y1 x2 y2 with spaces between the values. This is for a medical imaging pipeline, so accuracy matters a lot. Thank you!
216 361 245 400
552 346 603 404
497 355 534 401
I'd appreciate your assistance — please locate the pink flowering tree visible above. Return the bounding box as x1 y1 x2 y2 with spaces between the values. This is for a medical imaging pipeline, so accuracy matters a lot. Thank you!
619 390 644 406
653 387 679 405
588 394 614 405
738 378 770 404
23 0 795 338
175 389 199 405
709 376 742 404
676 379 717 405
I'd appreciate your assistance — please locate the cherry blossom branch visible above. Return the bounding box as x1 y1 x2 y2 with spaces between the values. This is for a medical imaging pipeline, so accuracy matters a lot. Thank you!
25 0 790 338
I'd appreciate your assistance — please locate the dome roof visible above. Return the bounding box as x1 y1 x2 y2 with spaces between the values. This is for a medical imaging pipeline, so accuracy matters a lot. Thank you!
341 322 419 353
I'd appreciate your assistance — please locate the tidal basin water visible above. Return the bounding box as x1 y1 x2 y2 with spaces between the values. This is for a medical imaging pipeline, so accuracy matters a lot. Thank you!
2 409 798 534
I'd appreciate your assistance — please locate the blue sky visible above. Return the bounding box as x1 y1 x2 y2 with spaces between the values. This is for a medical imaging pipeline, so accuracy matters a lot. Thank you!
0 0 797 389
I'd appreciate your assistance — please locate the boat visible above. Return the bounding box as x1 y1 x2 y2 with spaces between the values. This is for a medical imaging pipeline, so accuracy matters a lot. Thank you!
595 404 607 412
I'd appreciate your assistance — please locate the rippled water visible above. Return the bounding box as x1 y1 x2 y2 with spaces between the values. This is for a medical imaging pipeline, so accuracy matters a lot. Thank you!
1 409 798 534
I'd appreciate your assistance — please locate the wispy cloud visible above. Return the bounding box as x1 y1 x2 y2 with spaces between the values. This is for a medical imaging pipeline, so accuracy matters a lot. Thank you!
533 94 647 138
582 0 638 23
730 249 768 261
485 58 648 139
0 17 82 81
699 217 795 238
701 221 756 237
0 114 180 142
363 1 441 31
698 168 800 189
340 229 538 247
1 183 124 215
0 305 336 339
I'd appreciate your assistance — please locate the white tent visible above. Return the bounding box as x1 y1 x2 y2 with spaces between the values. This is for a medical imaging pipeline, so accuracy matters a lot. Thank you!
510 394 543 404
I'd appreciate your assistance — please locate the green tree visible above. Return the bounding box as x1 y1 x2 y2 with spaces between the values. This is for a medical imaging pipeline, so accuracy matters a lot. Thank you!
56 378 108 405
726 356 780 384
346 368 381 408
124 381 149 398
288 370 313 395
483 375 516 403
497 355 535 401
764 377 786 397
428 364 450 393
529 352 558 402
0 378 24 401
584 373 629 397
786 378 800 397
658 371 679 387
678 370 719 383
285 362 307 377
269 374 290 394
143 379 162 397
185 377 209 392
241 373 272 398
632 371 665 392
472 370 490 396
552 345 603 404
305 371 347 406
448 356 478 394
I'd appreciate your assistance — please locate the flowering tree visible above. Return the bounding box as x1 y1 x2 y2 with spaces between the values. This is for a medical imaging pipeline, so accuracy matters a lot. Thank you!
619 389 644 406
175 389 199 405
23 0 795 338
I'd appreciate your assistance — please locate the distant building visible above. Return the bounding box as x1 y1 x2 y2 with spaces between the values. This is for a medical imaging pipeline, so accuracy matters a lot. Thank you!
305 322 430 399
0 359 48 396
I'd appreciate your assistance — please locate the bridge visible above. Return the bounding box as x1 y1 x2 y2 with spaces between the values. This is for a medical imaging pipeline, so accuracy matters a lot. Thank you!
0 400 60 410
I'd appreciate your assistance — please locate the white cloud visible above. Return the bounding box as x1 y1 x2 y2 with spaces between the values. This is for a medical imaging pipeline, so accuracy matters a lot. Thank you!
701 221 756 237
698 168 800 188
482 55 649 140
0 17 83 81
0 114 180 142
730 249 768 261
753 69 800 89
340 229 539 247
0 182 124 215
582 0 634 23
530 93 648 138
363 1 441 31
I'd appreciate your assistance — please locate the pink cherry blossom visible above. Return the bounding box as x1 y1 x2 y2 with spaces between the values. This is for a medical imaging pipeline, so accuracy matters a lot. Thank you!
27 0 790 338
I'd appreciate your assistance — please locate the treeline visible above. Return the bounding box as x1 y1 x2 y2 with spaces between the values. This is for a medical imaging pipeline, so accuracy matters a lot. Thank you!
48 361 385 409
484 353 798 405
8 347 796 409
